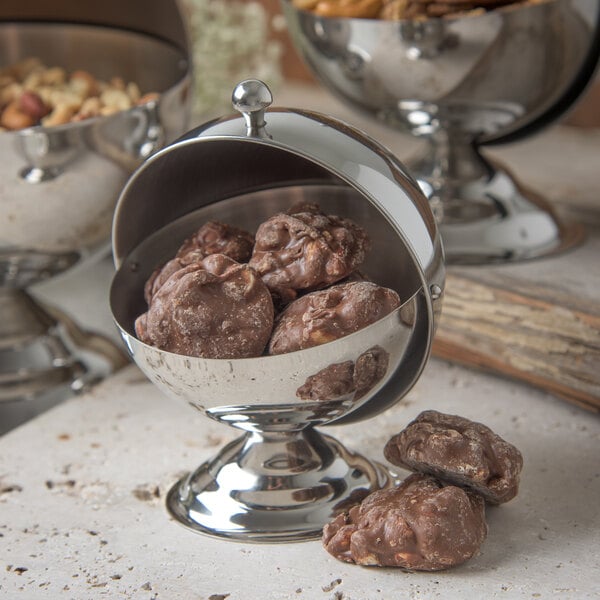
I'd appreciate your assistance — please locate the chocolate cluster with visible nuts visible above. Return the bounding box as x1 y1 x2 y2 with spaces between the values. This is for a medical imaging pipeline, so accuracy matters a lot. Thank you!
269 281 400 355
384 410 523 504
323 472 487 570
323 410 523 570
0 57 159 131
135 204 402 361
136 254 274 360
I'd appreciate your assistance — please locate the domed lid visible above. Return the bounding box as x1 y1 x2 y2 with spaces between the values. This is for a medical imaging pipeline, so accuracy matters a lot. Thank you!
113 79 443 285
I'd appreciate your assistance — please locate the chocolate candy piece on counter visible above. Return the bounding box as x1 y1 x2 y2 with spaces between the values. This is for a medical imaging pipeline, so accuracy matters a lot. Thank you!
384 410 523 504
323 473 487 570
249 210 371 301
135 254 274 359
268 281 401 355
176 221 255 264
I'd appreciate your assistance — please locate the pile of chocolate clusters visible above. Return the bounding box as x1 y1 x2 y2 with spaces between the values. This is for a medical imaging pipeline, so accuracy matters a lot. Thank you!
323 410 523 570
292 0 541 20
135 203 401 359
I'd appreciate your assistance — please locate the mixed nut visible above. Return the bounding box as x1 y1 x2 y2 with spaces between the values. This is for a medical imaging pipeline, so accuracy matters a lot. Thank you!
0 57 159 131
292 0 544 20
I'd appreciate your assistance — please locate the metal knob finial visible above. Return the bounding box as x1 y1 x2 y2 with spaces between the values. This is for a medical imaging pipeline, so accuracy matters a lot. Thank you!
232 79 273 138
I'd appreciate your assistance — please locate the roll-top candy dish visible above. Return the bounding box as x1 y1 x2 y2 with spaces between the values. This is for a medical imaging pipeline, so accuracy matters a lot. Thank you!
110 79 445 542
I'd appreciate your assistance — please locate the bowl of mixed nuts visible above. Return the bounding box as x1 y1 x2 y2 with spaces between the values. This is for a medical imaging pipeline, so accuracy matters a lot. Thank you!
0 17 191 405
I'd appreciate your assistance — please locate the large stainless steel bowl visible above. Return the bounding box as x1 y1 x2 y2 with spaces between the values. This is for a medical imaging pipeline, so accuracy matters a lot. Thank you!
0 21 191 405
110 80 444 542
282 0 600 263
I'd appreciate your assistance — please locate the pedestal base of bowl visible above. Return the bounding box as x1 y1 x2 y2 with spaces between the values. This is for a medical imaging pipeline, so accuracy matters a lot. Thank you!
0 289 128 410
408 149 584 265
166 428 394 543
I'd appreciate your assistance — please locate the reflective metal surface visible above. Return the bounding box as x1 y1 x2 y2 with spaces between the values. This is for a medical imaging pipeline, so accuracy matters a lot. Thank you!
110 80 444 541
0 297 128 433
0 21 191 402
282 0 600 263
167 432 392 542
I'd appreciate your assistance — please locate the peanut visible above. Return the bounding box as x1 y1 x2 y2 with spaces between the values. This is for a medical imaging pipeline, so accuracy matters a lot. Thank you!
10 57 43 80
100 88 132 111
70 70 99 98
47 88 84 111
126 82 141 103
22 70 44 91
42 104 76 127
109 76 126 91
72 97 102 121
0 82 23 108
41 66 67 86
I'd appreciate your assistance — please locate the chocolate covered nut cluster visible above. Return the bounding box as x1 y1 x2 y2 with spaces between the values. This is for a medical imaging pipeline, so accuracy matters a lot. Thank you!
323 410 523 570
136 254 274 360
144 221 255 305
384 410 524 504
323 473 487 570
0 57 159 131
269 281 400 355
135 204 402 361
293 0 543 20
249 209 371 305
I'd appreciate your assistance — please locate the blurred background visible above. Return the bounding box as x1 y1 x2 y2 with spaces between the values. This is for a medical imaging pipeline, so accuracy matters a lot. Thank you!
185 0 600 127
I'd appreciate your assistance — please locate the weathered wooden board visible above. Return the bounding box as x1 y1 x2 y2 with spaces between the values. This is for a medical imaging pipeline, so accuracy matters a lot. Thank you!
432 211 600 412
433 271 600 412
257 84 600 411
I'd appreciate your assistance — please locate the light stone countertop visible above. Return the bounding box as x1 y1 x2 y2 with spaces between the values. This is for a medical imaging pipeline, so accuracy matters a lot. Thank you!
1 348 599 599
1 86 600 599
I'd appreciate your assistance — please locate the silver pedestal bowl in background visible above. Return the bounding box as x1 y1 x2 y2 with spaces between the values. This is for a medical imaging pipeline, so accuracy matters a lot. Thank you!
110 80 445 542
282 0 600 263
0 20 191 408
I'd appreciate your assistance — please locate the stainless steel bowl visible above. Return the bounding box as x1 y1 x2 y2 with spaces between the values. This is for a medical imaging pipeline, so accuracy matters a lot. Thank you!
110 80 444 542
0 21 191 404
282 0 600 263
